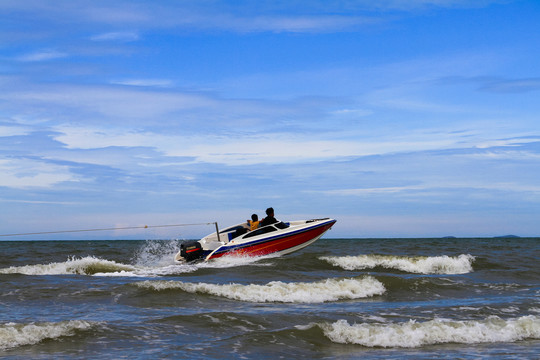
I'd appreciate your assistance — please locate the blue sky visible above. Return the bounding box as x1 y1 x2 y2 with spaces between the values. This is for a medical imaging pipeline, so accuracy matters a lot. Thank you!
1 0 540 239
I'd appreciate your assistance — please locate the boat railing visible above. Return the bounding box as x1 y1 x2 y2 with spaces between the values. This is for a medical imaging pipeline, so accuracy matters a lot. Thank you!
306 217 330 223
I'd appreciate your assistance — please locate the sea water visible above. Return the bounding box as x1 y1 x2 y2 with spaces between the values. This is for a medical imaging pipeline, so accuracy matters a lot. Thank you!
1 238 539 359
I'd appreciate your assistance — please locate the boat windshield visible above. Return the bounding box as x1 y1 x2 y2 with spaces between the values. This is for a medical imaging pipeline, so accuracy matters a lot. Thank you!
219 225 245 234
243 225 277 239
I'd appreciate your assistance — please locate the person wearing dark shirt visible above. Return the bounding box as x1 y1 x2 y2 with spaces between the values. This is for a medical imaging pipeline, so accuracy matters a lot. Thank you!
260 207 277 227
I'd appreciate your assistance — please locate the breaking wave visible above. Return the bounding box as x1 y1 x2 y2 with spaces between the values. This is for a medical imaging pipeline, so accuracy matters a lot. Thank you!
308 315 540 347
0 256 136 276
320 254 475 274
0 320 96 350
134 276 386 303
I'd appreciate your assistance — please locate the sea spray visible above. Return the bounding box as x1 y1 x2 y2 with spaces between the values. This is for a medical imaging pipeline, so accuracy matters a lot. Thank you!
132 239 183 267
312 315 540 347
320 254 475 274
135 276 386 303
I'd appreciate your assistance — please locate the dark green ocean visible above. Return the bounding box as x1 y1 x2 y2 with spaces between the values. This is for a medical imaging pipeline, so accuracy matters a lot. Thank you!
1 237 539 359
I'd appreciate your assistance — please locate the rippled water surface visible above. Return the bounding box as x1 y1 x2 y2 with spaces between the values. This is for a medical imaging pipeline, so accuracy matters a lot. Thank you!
1 238 539 359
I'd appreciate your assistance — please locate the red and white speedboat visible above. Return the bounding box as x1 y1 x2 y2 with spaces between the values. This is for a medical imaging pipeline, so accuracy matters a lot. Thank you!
175 218 336 262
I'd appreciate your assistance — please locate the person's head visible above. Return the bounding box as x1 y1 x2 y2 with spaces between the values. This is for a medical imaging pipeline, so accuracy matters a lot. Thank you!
265 207 274 216
251 214 258 221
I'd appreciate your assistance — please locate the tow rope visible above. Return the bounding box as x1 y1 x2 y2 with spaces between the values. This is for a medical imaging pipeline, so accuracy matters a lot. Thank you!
0 222 217 237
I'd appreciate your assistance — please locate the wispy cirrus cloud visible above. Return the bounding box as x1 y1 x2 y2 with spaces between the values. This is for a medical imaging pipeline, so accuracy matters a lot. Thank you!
0 0 509 37
437 76 540 94
362 0 507 11
207 14 378 33
0 83 216 122
90 31 139 42
479 77 540 93
0 1 377 33
0 80 336 131
110 79 174 88
322 181 540 197
15 49 68 62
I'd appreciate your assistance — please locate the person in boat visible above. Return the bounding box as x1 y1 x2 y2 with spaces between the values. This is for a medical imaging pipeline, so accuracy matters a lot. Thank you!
247 214 259 230
260 207 278 227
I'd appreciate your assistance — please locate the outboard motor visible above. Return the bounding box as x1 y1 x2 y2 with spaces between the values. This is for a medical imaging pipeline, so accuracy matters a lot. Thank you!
180 241 204 262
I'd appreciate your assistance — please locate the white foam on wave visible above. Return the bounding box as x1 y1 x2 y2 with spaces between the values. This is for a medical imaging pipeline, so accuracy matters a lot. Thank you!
93 264 200 277
96 251 275 277
311 315 540 347
0 256 136 276
201 253 277 268
321 254 475 274
0 320 96 350
134 276 386 303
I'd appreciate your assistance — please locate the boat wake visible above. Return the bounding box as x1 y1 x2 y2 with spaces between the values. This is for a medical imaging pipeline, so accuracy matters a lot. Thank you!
302 315 540 347
134 276 385 303
320 254 475 274
0 320 97 350
0 250 277 277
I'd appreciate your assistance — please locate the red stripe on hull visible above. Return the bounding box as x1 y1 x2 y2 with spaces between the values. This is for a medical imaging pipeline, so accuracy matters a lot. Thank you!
208 222 333 260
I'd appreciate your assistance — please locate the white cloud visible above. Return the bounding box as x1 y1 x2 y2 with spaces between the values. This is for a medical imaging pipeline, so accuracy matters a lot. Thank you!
50 124 484 166
474 138 540 149
0 124 30 137
0 158 77 189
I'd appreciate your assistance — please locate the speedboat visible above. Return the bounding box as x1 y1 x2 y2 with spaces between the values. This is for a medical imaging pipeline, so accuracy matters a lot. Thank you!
175 218 336 263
